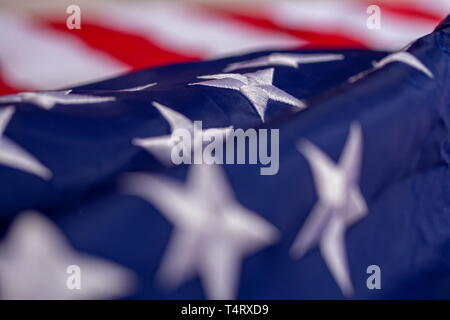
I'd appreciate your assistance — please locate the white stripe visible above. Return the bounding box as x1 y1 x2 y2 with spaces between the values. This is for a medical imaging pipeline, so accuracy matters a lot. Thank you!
0 14 128 91
411 0 450 16
267 1 438 50
94 2 304 58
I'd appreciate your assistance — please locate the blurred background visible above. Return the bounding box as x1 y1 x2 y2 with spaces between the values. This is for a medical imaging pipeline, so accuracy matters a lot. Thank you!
0 0 448 95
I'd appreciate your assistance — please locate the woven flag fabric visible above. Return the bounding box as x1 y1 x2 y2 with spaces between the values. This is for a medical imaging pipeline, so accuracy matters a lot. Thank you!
1 1 450 300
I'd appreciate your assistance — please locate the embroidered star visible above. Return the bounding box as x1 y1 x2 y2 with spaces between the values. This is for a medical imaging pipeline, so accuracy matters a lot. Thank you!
224 53 344 72
132 102 233 166
118 82 157 91
290 122 367 297
123 164 279 299
349 51 433 83
0 211 136 299
0 90 116 109
0 106 52 179
190 68 305 122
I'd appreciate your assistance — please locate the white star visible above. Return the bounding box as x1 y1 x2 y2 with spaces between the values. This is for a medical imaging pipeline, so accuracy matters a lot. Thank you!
190 68 305 122
290 122 367 297
224 53 344 72
118 82 157 91
0 90 116 109
372 51 433 78
0 106 52 179
349 51 433 83
123 164 279 299
0 211 136 299
132 102 233 166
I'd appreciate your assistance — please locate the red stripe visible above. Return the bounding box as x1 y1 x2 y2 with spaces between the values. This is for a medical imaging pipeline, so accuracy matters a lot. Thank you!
0 67 22 96
199 6 368 49
368 1 444 24
43 19 202 71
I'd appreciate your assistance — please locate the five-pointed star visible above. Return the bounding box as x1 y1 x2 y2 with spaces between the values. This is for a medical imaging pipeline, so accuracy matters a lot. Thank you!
0 211 136 299
118 82 157 92
224 53 344 72
189 68 305 122
132 102 233 166
0 106 52 179
349 51 433 83
123 163 279 299
0 90 116 109
290 122 367 297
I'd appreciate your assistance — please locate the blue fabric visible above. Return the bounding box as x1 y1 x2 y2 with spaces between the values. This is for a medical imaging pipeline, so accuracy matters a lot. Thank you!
1 15 450 299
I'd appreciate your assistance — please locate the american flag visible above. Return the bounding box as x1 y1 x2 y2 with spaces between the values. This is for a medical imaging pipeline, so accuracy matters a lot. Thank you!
0 0 449 300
